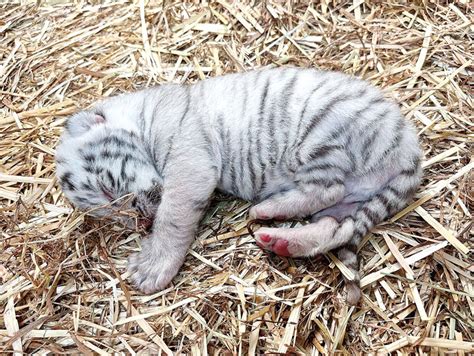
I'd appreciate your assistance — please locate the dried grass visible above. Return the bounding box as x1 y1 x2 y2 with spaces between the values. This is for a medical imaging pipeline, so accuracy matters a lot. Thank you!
1 1 473 354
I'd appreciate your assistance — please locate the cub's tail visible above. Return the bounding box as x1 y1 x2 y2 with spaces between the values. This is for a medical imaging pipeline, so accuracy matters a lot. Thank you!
332 161 422 304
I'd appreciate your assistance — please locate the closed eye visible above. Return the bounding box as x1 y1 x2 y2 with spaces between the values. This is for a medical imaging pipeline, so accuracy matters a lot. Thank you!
94 108 105 117
97 180 114 201
101 187 114 201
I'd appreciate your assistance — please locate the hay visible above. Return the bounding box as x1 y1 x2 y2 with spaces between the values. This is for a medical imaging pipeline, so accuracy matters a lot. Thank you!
1 1 473 354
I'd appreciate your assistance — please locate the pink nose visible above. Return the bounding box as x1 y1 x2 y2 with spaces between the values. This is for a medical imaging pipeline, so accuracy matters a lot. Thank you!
138 217 153 231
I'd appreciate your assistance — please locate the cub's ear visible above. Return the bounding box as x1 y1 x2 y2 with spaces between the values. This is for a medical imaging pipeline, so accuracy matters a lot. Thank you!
65 110 105 137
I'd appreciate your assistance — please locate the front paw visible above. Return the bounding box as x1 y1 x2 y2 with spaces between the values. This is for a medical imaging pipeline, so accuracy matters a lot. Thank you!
127 237 183 294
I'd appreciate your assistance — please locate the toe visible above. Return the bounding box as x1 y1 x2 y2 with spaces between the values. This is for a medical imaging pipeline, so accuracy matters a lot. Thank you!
249 207 258 219
249 206 270 220
255 229 275 249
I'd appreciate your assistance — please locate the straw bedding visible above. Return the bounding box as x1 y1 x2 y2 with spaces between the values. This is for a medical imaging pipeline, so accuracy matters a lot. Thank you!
0 1 473 354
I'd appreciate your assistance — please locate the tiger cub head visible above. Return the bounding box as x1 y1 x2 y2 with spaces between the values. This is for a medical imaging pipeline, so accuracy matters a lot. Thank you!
55 106 161 230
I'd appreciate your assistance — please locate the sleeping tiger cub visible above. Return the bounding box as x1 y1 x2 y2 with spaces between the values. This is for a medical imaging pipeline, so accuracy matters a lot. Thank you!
55 67 422 304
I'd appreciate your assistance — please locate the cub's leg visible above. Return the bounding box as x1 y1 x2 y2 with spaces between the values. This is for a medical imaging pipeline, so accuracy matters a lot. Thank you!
128 149 217 294
253 211 360 305
254 216 354 257
249 182 345 220
254 164 422 304
253 201 360 256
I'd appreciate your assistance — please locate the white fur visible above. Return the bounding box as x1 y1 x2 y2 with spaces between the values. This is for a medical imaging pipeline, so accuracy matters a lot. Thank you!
56 67 422 299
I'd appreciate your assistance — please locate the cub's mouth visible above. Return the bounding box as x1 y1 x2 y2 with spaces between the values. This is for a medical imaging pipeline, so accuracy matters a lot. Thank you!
137 217 154 232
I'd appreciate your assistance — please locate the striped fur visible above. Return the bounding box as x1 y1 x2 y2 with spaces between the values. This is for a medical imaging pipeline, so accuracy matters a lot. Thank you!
56 67 422 301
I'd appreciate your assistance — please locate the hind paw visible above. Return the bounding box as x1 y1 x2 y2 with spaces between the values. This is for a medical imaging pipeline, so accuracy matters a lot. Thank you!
254 228 302 257
249 206 288 221
253 217 341 257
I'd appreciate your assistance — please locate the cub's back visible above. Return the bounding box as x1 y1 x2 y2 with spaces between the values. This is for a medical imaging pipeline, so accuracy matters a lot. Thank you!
191 67 418 200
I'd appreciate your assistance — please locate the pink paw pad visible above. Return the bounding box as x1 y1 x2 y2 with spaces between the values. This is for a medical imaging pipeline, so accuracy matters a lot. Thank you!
260 234 272 242
273 239 291 257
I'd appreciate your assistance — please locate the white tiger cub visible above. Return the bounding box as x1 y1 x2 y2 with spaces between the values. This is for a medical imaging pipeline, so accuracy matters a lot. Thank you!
56 67 422 304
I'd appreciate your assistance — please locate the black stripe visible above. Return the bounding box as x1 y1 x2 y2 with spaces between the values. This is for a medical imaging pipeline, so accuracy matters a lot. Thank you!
84 165 94 173
106 170 116 189
358 217 371 233
240 79 253 195
227 129 237 194
367 96 385 107
357 107 392 164
178 87 191 129
371 119 405 167
346 146 357 172
259 78 270 115
297 90 360 150
149 93 165 160
300 162 346 175
386 186 404 198
76 197 89 204
120 154 131 180
237 130 245 192
246 112 257 196
307 144 344 161
279 72 299 160
169 222 180 230
161 134 175 172
354 225 367 236
400 167 418 176
299 176 344 187
82 153 96 163
360 206 379 225
81 181 94 191
100 150 124 160
94 166 104 175
326 96 387 144
267 94 277 166
162 89 191 170
139 97 146 135
128 155 150 166
199 121 214 158
413 156 421 169
375 193 391 207
60 172 76 191
256 78 270 191
247 70 263 188
293 74 329 143
217 115 226 185
151 98 162 160
95 134 138 150
361 126 380 161
373 193 392 214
